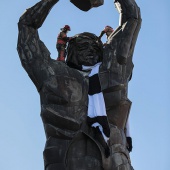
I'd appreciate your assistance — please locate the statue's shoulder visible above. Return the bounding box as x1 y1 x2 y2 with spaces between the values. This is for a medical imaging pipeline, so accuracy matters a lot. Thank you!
40 59 89 109
40 60 89 93
49 60 87 79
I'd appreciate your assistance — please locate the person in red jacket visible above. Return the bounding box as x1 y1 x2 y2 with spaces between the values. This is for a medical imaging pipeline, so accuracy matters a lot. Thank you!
56 25 72 61
98 25 114 40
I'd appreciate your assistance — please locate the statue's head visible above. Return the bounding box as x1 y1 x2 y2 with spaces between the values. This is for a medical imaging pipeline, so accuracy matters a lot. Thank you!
66 32 103 69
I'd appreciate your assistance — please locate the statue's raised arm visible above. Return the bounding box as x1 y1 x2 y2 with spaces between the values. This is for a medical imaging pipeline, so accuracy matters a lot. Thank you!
97 0 142 169
17 1 106 169
100 0 142 91
17 0 59 91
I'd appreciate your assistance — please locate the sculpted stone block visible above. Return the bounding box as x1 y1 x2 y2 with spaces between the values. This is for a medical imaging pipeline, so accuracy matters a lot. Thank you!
70 0 104 11
17 0 141 169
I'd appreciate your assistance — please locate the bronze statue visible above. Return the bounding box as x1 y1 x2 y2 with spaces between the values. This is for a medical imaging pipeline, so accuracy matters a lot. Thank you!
17 0 142 169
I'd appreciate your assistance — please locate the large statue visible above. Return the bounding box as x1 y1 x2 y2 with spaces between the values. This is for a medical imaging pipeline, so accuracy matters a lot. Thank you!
17 0 141 170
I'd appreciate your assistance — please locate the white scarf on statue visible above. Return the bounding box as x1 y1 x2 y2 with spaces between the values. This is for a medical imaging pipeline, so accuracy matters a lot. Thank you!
82 62 109 142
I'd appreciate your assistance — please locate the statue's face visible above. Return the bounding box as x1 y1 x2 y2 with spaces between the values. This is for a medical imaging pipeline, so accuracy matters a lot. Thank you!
75 36 102 66
67 33 103 67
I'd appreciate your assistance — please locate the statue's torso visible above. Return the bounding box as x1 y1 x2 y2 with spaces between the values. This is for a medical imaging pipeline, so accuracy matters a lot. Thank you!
39 60 89 139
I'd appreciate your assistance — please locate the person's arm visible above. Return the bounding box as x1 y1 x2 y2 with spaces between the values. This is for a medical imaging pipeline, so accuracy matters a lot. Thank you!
98 30 105 40
17 0 59 90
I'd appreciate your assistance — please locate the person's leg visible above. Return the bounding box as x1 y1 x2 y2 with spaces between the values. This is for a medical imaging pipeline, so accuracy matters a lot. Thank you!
57 44 65 61
56 44 61 60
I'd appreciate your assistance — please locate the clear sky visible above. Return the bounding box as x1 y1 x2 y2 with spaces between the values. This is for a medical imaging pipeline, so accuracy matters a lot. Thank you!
0 0 169 170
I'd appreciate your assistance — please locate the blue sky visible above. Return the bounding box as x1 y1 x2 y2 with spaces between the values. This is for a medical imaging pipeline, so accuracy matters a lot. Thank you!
0 0 169 169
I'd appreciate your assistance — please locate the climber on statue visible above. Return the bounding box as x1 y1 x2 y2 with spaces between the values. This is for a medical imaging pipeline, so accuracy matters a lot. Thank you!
98 25 114 40
56 25 72 61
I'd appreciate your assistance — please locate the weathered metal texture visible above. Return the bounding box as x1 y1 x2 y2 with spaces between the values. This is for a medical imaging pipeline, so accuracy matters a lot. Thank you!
70 0 104 11
99 0 142 90
17 0 141 169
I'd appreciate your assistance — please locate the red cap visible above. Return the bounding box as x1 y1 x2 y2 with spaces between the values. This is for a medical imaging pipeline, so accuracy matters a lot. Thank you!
64 25 71 31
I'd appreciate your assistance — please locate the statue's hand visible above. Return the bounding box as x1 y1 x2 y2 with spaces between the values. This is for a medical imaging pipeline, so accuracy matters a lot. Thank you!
70 0 104 11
